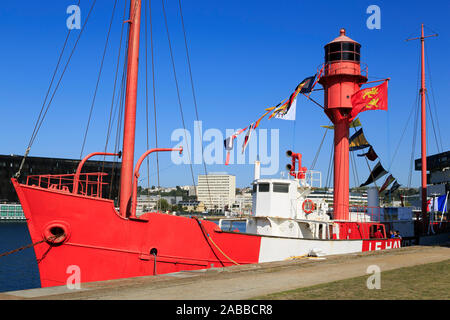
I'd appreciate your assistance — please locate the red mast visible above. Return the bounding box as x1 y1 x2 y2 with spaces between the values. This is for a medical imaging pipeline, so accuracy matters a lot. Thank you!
420 24 427 225
119 0 142 217
406 24 437 232
319 29 368 221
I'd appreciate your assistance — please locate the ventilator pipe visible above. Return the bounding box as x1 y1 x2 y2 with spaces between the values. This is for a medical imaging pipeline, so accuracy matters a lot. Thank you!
286 150 307 179
73 152 121 194
130 147 183 219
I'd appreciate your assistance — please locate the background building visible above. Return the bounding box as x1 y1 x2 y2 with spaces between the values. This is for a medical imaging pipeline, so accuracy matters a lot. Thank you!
232 192 253 215
415 150 450 196
178 200 205 212
136 195 183 213
197 173 236 212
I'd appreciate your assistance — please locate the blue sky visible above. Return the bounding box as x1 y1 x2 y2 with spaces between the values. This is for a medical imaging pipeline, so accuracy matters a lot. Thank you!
0 0 449 188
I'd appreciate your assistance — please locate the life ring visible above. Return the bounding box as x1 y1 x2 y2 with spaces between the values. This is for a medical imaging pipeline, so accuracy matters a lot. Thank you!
302 199 315 214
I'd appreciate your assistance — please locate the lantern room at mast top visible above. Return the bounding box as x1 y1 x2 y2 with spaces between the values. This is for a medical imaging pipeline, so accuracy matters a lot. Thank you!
324 28 361 63
319 28 368 116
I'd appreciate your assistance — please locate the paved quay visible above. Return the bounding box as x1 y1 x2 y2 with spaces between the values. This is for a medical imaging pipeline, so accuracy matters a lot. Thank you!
1 245 449 300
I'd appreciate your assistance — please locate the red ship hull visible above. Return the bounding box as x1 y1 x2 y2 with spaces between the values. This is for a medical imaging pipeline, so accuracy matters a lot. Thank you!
13 178 401 288
13 179 261 287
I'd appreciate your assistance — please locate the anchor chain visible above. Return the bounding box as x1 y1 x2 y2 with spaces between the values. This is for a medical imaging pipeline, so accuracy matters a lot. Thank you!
0 234 64 258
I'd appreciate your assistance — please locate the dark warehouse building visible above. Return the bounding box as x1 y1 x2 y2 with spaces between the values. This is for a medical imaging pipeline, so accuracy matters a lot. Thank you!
0 154 121 203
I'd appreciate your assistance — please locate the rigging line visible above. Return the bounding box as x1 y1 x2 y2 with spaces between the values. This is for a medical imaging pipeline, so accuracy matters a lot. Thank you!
353 149 360 186
147 0 162 210
26 0 82 150
423 24 439 37
291 118 297 151
110 67 127 200
351 126 376 188
408 46 424 188
363 149 377 188
140 162 177 179
325 141 333 189
27 0 81 148
102 1 129 178
177 0 212 204
389 44 421 172
109 37 129 200
302 93 324 109
29 0 98 148
425 92 441 154
161 0 196 188
425 45 443 152
408 96 420 188
350 148 359 187
310 127 329 170
145 0 150 193
349 145 356 187
388 95 418 171
103 0 128 157
14 1 83 179
80 0 119 159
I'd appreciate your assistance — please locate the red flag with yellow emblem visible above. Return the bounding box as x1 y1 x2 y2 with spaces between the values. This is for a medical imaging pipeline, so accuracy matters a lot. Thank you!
349 81 388 121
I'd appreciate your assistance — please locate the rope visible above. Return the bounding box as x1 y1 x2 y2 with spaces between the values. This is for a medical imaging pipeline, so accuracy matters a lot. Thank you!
192 217 240 266
206 235 240 266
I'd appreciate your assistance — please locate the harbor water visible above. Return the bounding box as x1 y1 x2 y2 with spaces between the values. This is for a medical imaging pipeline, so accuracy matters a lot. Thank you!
0 219 246 293
0 222 40 292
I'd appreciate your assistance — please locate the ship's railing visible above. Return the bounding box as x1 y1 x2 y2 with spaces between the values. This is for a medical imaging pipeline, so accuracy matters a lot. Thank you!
327 204 382 223
281 170 322 188
26 172 109 198
428 211 450 234
317 62 368 78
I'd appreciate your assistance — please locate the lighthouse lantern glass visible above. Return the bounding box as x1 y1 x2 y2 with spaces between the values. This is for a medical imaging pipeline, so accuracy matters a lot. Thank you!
325 42 361 63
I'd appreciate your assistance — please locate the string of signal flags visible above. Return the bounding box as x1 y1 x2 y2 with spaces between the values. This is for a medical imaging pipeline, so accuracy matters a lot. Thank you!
223 71 394 194
336 121 401 195
223 74 317 165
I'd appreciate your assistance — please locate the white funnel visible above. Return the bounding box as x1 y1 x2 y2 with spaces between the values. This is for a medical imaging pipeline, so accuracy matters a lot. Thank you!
367 187 379 207
254 160 261 180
